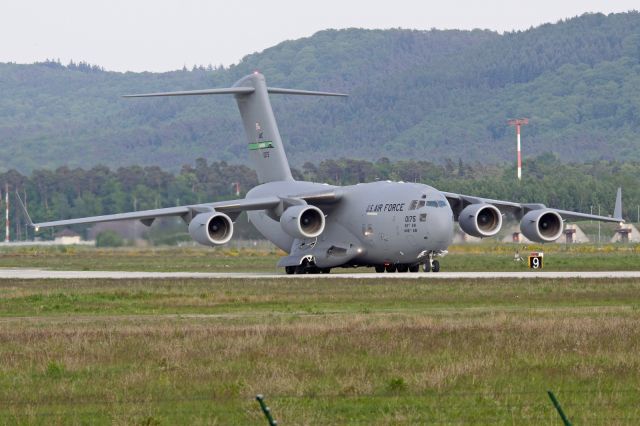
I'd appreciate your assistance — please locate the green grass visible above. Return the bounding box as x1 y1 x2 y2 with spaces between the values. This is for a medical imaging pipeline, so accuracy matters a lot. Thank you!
0 242 638 272
1 277 640 424
0 246 281 272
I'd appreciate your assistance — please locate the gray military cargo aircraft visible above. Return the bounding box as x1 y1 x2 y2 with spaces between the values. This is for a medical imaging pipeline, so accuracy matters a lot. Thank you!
18 72 624 274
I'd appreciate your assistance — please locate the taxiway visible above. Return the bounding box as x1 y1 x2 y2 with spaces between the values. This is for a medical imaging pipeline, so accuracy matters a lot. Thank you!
2 268 640 280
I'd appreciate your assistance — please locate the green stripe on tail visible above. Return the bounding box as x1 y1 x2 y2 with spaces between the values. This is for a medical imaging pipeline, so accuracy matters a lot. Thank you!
248 141 274 150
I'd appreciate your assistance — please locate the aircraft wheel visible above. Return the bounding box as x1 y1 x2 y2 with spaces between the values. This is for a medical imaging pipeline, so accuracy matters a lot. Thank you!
385 264 396 273
375 265 385 273
285 266 295 275
432 260 440 273
422 263 430 272
320 268 331 274
397 264 408 273
409 264 419 273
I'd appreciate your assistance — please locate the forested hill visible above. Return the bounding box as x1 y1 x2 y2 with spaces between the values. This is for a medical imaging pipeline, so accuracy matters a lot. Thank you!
1 11 640 172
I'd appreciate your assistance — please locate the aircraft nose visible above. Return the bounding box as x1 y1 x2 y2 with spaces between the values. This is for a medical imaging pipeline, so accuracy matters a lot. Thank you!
429 207 454 246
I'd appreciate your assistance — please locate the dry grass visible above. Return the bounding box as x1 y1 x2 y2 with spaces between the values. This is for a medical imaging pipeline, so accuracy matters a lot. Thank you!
1 277 640 424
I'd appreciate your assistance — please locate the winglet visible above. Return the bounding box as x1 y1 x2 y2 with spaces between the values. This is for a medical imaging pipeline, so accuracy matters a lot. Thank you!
613 187 623 221
14 191 37 230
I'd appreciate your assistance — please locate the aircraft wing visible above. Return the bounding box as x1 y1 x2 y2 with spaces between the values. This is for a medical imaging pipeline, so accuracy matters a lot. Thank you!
17 195 283 230
17 187 344 231
441 188 623 223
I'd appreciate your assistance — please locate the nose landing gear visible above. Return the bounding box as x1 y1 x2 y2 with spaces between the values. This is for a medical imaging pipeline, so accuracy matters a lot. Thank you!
421 253 441 272
285 259 330 274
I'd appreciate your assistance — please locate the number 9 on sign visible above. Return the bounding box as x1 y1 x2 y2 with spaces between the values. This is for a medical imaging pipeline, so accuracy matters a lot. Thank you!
528 254 543 269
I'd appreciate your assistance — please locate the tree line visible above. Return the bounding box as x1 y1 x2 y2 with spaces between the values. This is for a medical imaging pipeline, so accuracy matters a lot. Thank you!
0 154 638 241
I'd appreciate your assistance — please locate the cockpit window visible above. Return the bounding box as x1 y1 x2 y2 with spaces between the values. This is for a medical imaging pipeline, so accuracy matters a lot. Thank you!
424 200 448 208
411 197 447 209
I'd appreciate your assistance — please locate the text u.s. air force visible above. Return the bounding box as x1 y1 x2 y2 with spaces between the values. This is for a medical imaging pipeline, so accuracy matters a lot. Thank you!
365 203 405 213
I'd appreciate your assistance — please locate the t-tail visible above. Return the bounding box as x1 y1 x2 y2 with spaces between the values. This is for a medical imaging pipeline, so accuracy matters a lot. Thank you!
124 72 347 183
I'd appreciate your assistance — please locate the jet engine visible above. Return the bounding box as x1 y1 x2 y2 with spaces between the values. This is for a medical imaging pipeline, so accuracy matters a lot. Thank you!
458 203 503 238
188 211 234 246
280 205 325 239
520 209 563 243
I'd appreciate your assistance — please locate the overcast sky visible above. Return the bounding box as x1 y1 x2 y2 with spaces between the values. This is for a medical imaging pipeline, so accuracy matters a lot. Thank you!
1 0 637 72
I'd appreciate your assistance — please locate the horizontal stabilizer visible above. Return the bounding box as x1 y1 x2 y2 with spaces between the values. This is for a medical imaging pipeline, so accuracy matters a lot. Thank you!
123 87 255 98
124 87 347 98
267 87 348 97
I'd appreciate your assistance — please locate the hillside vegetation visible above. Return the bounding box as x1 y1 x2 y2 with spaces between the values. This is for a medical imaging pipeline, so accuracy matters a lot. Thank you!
1 12 640 171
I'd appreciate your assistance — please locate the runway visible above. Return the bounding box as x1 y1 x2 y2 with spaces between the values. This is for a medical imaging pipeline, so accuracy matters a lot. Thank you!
3 268 640 280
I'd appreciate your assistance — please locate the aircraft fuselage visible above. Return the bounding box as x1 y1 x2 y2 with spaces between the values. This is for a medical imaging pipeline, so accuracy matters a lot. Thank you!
247 180 454 268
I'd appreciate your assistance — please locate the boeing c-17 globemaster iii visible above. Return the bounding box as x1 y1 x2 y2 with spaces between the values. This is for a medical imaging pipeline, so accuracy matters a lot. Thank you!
17 72 624 274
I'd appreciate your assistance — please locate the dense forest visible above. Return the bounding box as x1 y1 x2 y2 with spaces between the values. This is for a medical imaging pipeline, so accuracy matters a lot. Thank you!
1 154 638 241
1 12 640 172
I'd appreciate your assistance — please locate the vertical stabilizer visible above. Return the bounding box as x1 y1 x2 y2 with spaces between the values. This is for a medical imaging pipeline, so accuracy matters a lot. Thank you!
232 73 293 183
124 72 347 184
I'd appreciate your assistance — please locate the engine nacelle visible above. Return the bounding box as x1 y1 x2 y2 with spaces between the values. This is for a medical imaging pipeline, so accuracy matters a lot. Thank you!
520 209 564 243
458 203 503 238
280 205 325 239
188 211 234 246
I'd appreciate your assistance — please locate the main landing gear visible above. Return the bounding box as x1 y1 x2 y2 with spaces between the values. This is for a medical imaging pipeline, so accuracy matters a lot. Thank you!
374 256 441 273
374 262 435 273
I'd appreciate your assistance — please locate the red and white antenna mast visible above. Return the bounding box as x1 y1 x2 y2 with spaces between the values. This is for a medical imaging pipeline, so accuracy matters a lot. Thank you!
4 183 9 243
508 118 529 180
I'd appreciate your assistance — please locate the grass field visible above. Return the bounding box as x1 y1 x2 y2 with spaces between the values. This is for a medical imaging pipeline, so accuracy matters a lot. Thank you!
1 275 640 425
0 242 638 272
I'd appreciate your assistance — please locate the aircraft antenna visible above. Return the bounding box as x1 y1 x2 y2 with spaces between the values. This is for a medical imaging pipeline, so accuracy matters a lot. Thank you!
508 118 529 181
